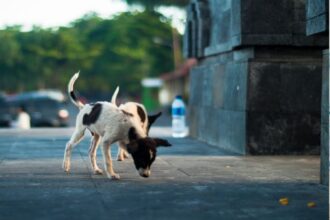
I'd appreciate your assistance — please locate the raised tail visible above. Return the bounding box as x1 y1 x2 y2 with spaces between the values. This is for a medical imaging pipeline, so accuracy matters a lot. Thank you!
68 72 84 109
111 86 120 106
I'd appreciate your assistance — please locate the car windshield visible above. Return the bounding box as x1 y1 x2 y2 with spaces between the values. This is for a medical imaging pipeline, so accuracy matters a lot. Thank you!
33 99 62 109
0 97 9 109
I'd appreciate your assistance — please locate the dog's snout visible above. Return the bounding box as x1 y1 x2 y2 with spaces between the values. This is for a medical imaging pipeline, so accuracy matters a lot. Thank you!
139 168 150 178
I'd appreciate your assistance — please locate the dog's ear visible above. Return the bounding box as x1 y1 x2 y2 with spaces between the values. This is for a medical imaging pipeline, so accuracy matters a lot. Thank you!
154 138 171 147
147 112 162 132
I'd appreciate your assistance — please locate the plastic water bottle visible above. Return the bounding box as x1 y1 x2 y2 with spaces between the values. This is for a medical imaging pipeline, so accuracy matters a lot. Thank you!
172 95 187 138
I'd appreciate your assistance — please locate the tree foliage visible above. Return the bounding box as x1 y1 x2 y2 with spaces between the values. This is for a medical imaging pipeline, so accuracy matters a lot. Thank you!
0 11 177 97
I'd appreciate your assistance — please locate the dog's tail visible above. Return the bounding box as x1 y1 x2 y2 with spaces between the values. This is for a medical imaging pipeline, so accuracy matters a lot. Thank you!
68 72 84 109
111 86 119 106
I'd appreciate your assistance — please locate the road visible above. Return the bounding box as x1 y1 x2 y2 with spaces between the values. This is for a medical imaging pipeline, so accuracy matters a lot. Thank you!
0 127 328 220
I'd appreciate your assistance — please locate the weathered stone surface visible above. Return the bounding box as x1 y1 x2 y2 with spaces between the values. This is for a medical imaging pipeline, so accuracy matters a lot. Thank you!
189 47 323 155
217 109 246 154
305 0 329 186
247 53 323 113
189 48 249 154
247 111 321 154
185 0 328 58
189 105 246 154
306 0 329 35
320 49 329 186
240 0 293 34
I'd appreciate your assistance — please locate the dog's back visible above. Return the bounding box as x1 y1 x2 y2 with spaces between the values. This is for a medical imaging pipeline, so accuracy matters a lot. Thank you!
78 102 145 141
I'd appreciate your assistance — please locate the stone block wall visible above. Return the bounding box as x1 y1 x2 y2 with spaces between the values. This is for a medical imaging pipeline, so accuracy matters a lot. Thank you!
185 0 327 155
189 49 248 154
189 47 323 154
246 48 322 154
184 0 327 58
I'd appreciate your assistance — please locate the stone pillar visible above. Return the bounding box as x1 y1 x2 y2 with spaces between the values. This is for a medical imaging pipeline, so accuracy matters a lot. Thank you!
184 0 210 58
320 50 329 185
306 0 329 186
185 0 328 155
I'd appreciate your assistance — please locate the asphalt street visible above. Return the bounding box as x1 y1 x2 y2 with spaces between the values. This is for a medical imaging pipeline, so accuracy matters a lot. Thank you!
0 127 328 220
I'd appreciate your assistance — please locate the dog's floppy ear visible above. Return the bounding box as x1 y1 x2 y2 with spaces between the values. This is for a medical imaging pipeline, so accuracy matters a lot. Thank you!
147 112 162 132
154 138 171 147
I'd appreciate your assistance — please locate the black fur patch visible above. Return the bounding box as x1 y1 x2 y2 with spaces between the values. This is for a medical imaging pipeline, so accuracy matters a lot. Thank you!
70 91 77 102
128 127 138 141
83 103 102 126
137 106 146 123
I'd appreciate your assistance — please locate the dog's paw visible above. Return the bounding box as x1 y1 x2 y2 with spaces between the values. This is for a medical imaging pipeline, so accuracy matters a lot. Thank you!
62 161 70 173
117 157 125 161
94 168 103 175
112 174 120 180
107 173 120 180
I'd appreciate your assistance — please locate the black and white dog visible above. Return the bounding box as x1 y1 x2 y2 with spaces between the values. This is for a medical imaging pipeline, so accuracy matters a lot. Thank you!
62 72 171 179
110 86 162 161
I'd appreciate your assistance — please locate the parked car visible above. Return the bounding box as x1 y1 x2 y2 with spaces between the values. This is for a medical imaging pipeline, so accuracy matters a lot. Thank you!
0 94 11 127
7 90 70 127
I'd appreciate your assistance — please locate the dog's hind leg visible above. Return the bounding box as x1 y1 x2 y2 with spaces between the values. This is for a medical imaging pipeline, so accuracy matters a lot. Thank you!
123 149 129 159
116 147 123 161
88 134 103 174
63 128 86 173
117 141 130 161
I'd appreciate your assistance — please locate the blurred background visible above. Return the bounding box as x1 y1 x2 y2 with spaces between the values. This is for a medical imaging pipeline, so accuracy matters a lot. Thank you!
0 0 195 127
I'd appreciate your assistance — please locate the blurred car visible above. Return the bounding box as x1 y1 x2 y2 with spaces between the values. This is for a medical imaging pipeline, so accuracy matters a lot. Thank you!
7 90 70 127
0 94 11 127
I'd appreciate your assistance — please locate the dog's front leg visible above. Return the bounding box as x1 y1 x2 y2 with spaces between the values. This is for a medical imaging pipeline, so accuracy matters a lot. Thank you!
101 139 120 180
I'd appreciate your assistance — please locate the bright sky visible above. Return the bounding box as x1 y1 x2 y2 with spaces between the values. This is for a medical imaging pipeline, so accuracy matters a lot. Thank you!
0 0 186 33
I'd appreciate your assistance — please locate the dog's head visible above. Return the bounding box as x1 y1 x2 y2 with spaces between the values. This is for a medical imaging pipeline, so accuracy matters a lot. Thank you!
126 128 171 178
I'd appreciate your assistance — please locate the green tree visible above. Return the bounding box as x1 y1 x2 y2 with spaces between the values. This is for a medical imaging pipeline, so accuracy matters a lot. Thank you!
0 11 178 97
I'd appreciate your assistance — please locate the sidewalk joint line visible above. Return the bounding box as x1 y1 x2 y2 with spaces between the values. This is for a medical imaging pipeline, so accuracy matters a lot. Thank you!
178 168 190 176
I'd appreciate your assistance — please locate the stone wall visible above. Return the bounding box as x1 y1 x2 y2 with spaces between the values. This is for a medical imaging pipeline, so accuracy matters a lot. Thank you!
189 47 323 154
185 0 327 155
184 0 328 58
306 0 329 35
189 49 248 154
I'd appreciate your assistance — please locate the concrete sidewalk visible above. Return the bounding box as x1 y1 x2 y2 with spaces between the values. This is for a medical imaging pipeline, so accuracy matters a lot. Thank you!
0 127 328 220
